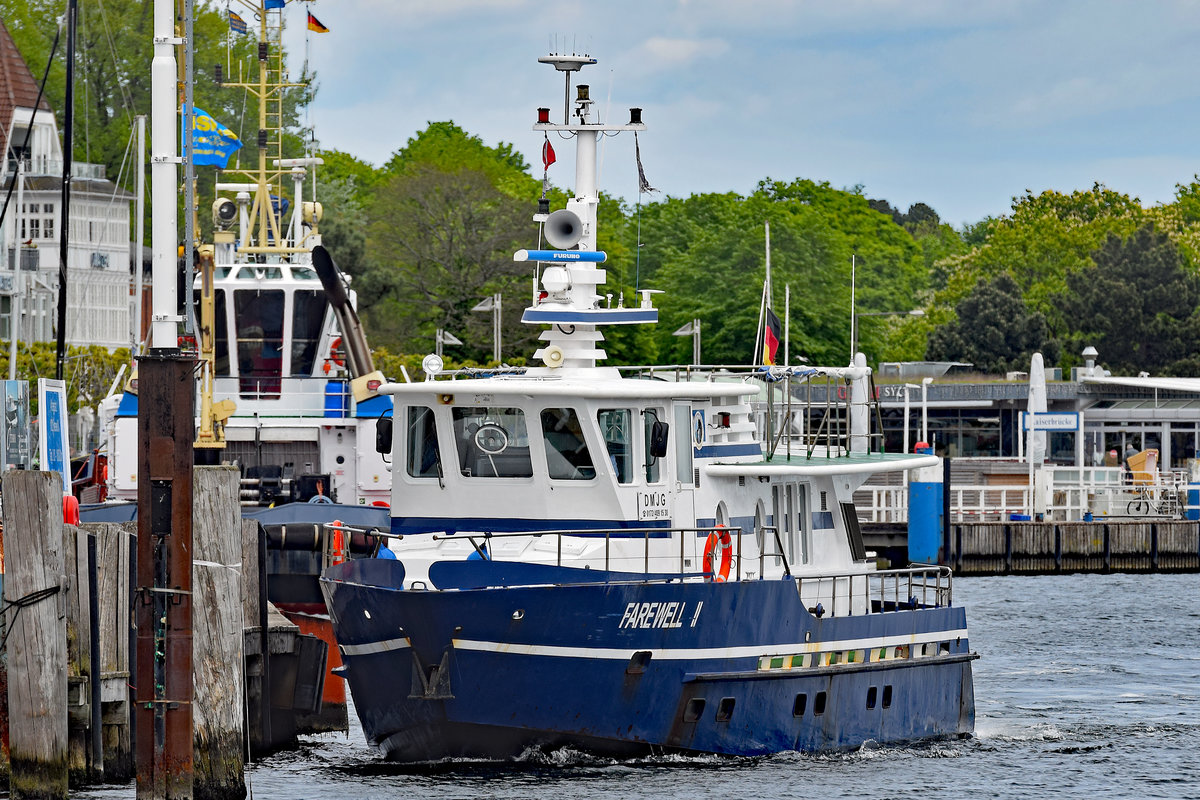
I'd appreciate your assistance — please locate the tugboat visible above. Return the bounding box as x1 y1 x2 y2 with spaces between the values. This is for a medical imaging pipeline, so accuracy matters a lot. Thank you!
95 0 390 738
320 53 977 761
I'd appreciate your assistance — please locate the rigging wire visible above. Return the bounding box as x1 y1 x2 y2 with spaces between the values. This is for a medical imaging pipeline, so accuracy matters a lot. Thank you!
80 5 89 165
94 0 136 128
0 13 64 230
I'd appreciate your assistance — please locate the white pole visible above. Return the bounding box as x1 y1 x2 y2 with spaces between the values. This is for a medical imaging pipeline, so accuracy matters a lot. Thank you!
784 284 790 367
753 280 767 365
764 220 771 305
849 254 856 362
574 130 598 250
693 318 701 365
903 385 913 455
150 0 179 348
133 114 146 352
494 292 501 362
1028 414 1035 517
921 376 932 443
9 159 23 380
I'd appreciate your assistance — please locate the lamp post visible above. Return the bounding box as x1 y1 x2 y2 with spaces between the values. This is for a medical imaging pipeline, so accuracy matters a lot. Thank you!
471 293 502 363
672 319 701 365
850 309 925 358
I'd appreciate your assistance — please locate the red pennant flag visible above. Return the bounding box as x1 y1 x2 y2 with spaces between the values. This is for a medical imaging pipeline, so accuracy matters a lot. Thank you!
542 139 556 171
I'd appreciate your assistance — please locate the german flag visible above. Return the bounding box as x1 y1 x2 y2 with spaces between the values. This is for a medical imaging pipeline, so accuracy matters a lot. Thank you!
307 11 329 33
764 307 782 365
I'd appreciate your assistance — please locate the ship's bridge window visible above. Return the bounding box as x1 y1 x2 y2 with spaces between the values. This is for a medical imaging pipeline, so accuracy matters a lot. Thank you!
235 289 284 399
452 407 533 478
291 290 327 376
598 409 633 484
643 407 664 483
406 406 441 479
236 266 283 280
541 408 595 480
193 288 231 375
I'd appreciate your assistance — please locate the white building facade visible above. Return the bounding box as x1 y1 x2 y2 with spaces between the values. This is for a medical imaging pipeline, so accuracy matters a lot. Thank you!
2 18 134 352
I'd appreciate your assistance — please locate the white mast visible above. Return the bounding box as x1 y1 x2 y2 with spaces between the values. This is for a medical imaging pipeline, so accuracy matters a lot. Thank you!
150 0 179 348
521 54 652 372
133 114 145 351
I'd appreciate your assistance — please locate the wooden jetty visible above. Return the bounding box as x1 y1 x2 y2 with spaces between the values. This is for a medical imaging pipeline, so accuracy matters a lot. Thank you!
866 519 1200 575
0 469 332 798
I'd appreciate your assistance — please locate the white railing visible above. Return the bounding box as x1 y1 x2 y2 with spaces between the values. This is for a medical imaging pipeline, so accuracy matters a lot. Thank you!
856 470 1196 524
5 158 106 180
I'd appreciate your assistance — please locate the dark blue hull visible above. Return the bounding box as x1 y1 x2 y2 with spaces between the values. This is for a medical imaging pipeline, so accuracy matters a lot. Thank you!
321 560 976 761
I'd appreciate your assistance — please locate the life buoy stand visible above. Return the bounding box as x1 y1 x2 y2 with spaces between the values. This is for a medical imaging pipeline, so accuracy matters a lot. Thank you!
703 524 733 582
323 336 346 375
330 519 347 565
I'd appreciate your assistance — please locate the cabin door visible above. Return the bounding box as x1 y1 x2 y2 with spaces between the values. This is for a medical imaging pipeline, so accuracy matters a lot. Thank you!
672 403 695 547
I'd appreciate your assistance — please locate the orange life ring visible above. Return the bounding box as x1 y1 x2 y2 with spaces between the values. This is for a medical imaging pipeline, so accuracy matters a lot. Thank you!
703 524 733 582
323 336 346 375
330 519 347 565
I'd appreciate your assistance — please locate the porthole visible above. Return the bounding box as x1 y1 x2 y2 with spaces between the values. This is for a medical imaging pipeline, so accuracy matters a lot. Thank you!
716 697 736 722
814 691 827 715
882 684 893 709
866 686 877 709
626 650 652 675
792 693 807 717
683 697 706 722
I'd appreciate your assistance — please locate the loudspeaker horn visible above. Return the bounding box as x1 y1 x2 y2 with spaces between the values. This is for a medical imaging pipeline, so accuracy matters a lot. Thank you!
545 208 583 249
542 345 565 369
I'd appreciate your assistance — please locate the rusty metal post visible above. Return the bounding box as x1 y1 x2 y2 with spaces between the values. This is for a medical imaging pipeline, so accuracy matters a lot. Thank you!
135 352 195 799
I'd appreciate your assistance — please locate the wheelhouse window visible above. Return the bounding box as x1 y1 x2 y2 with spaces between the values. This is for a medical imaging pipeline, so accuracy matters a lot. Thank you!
193 288 231 375
644 408 664 483
598 409 633 483
541 408 595 480
235 289 284 399
452 407 532 478
674 404 693 484
406 407 442 479
291 290 327 376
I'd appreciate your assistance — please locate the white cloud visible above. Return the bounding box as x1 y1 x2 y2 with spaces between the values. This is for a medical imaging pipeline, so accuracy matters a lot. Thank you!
276 0 1200 223
635 36 729 69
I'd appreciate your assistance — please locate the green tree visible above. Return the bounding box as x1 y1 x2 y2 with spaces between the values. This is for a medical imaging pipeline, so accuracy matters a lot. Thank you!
639 180 929 366
363 165 532 360
1059 224 1200 375
0 342 130 413
316 176 368 277
927 273 1059 373
934 184 1144 307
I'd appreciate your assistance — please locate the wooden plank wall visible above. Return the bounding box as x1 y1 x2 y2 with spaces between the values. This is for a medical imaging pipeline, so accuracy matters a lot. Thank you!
950 520 1200 574
2 471 68 800
192 467 246 800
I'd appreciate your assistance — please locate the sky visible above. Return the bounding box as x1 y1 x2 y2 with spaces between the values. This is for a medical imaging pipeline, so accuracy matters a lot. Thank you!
277 0 1200 227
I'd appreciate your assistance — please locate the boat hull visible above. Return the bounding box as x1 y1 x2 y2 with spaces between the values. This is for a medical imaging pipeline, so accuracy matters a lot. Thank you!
322 560 975 761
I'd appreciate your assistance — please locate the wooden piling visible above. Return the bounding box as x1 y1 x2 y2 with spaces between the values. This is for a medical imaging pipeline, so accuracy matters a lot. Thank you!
240 520 271 753
134 351 195 800
63 524 97 783
90 522 133 781
2 471 68 800
191 467 246 800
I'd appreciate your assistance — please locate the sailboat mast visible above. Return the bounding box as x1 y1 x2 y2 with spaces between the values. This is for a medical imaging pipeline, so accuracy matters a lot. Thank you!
55 0 76 380
133 115 145 351
182 0 196 336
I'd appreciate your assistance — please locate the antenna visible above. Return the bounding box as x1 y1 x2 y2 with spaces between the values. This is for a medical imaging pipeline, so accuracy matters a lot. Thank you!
538 52 597 124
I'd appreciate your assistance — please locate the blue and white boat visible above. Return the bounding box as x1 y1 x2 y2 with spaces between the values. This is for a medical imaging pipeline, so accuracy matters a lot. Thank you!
320 53 976 761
